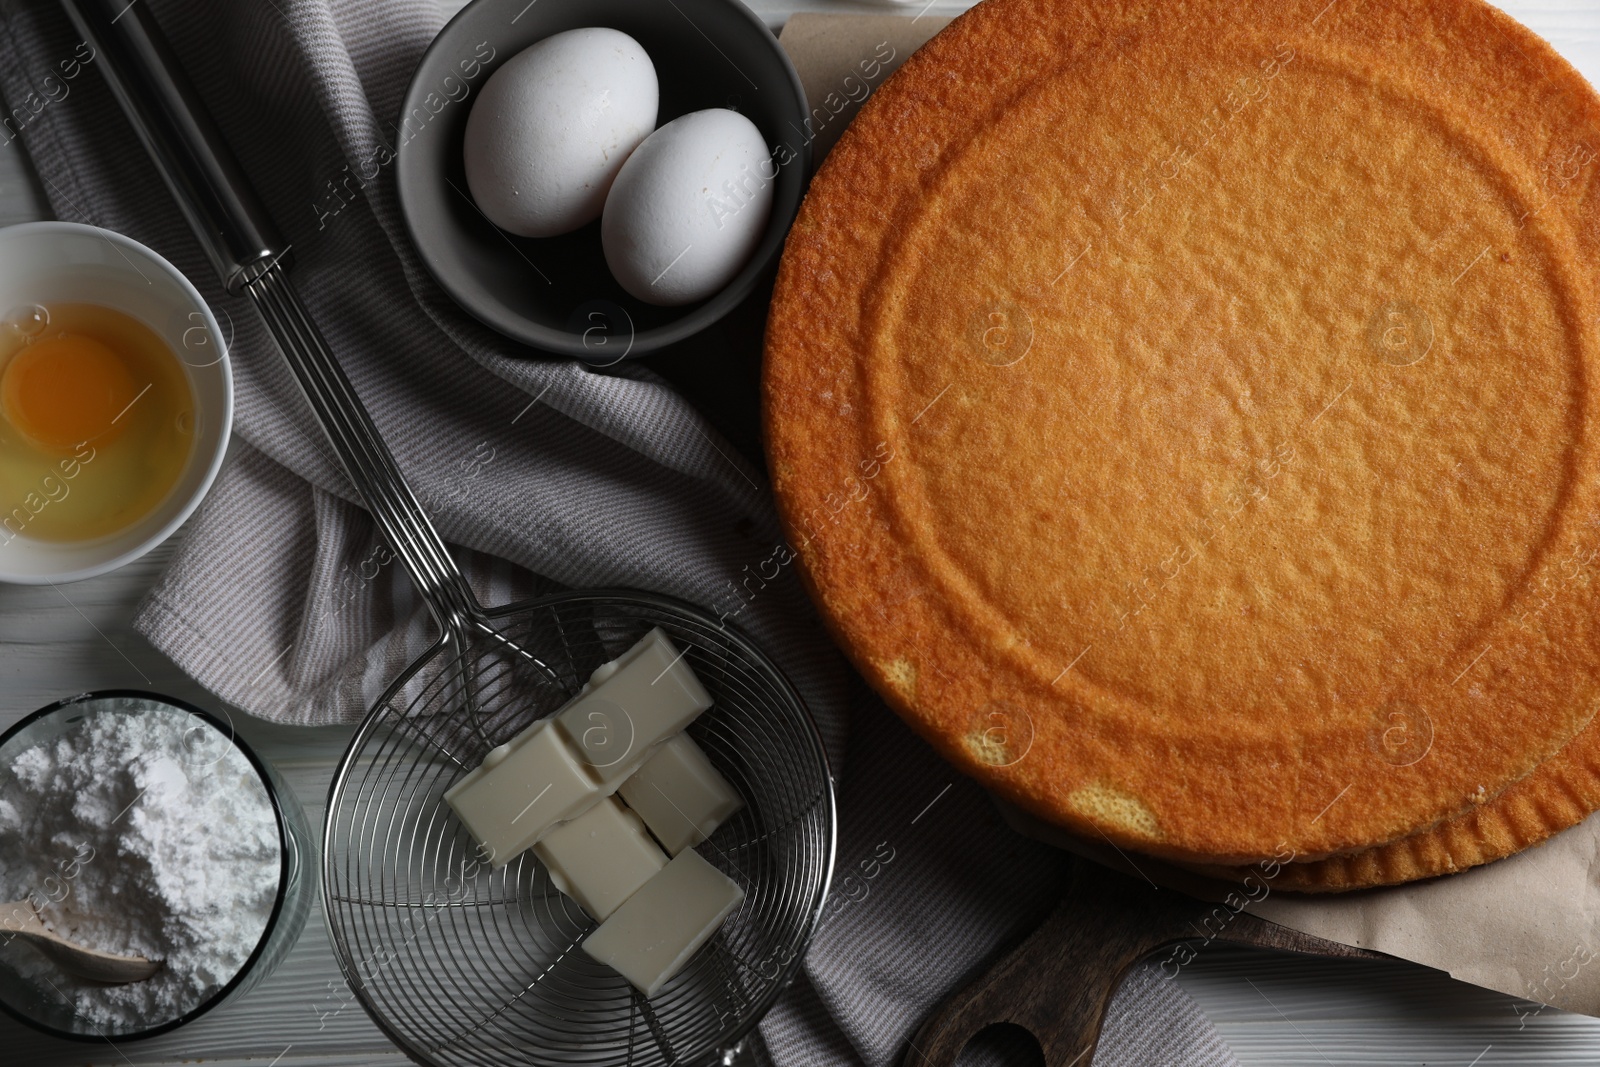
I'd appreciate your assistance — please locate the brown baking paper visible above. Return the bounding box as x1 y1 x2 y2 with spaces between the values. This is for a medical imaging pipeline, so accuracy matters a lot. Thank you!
778 11 1600 1020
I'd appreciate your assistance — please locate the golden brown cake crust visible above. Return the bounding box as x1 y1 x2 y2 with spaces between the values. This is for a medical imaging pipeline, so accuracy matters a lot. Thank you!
763 0 1600 865
1209 692 1600 890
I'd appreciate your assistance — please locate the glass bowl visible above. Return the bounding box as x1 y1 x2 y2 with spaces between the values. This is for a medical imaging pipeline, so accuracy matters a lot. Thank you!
0 222 233 585
0 690 312 1041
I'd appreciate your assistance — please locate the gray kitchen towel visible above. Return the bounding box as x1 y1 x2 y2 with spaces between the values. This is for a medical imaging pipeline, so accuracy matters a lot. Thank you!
0 1 1238 1064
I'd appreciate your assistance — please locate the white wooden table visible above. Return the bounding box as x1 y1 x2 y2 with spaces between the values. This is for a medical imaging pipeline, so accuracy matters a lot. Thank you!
1 1 1598 1064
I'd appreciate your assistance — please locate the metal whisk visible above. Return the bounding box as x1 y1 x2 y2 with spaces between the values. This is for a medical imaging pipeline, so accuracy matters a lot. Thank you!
61 1 837 1064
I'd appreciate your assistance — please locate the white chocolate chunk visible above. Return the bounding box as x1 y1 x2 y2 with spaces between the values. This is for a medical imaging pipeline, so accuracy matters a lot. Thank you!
618 733 743 855
533 797 667 921
581 849 744 996
444 721 602 868
554 628 713 787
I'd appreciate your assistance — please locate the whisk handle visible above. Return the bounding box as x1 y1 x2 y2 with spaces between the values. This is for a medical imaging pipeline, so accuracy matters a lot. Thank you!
60 0 287 292
62 0 484 629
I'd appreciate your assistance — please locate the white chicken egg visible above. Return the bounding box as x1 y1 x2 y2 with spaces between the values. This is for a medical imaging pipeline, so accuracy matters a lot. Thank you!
601 109 774 306
462 28 658 238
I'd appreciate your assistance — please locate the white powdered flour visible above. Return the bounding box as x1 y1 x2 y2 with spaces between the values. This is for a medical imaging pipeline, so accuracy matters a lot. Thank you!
0 702 280 1030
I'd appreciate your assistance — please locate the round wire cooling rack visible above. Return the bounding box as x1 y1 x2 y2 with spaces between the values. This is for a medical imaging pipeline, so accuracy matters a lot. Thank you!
323 590 837 1067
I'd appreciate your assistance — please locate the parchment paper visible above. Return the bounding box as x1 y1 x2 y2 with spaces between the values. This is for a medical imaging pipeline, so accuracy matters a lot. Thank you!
779 10 1600 1021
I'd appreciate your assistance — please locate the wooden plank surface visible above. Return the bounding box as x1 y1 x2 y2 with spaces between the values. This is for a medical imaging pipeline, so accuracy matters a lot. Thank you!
0 1 1597 1064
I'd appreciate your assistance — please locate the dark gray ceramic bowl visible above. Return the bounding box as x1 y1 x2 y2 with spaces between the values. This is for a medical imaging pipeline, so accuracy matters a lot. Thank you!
396 0 809 362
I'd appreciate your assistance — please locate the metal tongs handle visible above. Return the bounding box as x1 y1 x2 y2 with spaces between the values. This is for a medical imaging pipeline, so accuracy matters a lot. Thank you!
60 0 484 634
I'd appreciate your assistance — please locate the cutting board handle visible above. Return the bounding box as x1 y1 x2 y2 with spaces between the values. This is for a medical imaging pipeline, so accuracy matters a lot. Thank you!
904 858 1377 1066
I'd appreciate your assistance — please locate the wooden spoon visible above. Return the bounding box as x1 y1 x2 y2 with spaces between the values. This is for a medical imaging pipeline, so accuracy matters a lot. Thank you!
1 899 162 984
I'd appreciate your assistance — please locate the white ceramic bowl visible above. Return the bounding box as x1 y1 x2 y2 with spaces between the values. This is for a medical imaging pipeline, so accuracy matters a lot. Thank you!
0 221 232 584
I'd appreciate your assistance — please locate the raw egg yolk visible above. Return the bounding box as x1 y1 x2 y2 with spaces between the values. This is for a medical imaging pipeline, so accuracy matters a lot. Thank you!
1 334 139 452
